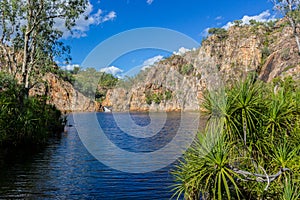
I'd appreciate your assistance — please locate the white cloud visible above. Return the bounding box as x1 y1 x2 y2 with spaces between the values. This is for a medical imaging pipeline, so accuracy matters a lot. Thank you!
61 64 80 71
222 10 275 29
141 55 164 70
143 55 163 66
215 16 223 20
201 28 210 37
55 1 116 38
102 11 117 22
100 66 123 76
146 0 154 5
173 47 191 56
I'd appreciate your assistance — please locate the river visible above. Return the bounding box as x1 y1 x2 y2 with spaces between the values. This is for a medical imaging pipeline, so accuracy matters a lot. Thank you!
0 112 202 199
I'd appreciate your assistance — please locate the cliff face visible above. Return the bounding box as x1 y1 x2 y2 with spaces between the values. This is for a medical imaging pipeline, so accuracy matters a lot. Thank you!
102 55 204 112
102 19 300 112
29 73 100 113
201 21 300 82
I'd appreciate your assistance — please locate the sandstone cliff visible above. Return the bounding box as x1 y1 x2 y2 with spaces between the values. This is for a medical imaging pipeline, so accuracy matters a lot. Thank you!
201 20 300 82
102 19 300 112
29 73 100 113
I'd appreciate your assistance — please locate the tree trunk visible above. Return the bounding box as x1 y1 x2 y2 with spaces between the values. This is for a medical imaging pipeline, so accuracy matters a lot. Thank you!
22 0 32 98
22 32 30 99
288 17 300 54
294 33 300 54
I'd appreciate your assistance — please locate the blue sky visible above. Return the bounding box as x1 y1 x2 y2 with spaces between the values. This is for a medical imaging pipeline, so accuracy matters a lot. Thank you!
60 0 275 76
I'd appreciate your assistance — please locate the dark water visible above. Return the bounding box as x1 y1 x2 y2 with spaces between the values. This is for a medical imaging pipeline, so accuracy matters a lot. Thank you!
0 112 202 199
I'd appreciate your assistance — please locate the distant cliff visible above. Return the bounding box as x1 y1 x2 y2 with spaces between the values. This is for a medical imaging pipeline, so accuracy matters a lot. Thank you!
102 19 300 112
29 73 100 113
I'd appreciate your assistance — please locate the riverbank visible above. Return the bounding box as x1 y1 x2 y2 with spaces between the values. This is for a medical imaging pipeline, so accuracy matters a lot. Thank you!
0 73 65 147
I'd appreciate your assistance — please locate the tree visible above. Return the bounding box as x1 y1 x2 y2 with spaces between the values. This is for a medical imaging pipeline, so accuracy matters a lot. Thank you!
272 0 300 53
0 0 88 97
208 27 227 35
207 28 228 40
233 20 243 27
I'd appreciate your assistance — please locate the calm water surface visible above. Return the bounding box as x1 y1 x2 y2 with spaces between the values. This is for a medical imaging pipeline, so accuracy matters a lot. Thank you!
0 112 202 199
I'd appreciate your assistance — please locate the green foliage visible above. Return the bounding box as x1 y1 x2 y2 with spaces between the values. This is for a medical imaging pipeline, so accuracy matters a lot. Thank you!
145 90 173 105
281 48 291 60
208 28 228 40
172 133 241 200
98 73 119 88
233 20 243 27
281 176 300 200
145 95 152 105
165 90 173 100
266 20 277 29
283 65 296 72
71 66 81 75
172 75 300 199
73 68 100 98
249 19 264 27
272 1 300 53
53 68 76 83
152 93 163 104
180 64 194 75
0 73 63 146
73 68 118 101
261 46 271 60
263 89 297 141
208 28 227 35
0 0 88 93
146 93 162 104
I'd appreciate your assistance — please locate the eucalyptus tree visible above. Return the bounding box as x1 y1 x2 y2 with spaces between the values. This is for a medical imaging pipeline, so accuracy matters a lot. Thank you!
0 0 88 97
272 0 300 53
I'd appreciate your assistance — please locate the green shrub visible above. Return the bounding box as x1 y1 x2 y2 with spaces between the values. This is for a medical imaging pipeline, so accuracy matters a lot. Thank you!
233 20 243 27
261 46 271 59
164 90 172 100
0 73 64 146
145 89 173 105
172 75 300 199
152 93 163 104
281 48 291 60
180 64 194 75
208 28 228 40
145 94 152 105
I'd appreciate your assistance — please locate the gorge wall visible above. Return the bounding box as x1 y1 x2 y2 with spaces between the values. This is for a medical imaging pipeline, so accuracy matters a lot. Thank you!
29 73 100 113
102 19 300 112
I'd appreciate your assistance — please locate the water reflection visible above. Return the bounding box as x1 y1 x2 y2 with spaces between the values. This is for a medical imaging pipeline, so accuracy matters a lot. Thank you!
0 112 205 199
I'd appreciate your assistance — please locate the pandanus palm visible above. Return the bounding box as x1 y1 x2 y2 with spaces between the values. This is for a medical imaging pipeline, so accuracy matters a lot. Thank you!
202 76 264 145
263 88 297 141
172 131 241 200
230 76 264 146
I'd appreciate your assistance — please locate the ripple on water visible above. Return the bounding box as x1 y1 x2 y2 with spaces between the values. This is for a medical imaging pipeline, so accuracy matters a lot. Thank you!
0 112 203 199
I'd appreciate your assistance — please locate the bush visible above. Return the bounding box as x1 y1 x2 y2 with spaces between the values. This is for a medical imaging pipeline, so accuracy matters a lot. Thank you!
145 90 173 105
180 64 194 75
165 90 172 100
261 46 271 59
172 75 300 200
0 73 64 146
208 28 228 40
74 68 118 101
152 93 163 104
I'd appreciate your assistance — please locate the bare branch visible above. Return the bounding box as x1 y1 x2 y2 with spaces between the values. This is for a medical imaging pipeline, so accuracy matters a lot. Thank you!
229 165 290 184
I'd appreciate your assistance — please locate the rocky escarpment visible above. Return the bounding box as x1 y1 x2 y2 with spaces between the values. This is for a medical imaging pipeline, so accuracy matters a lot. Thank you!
102 54 205 112
200 19 300 82
102 19 300 112
29 73 100 113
